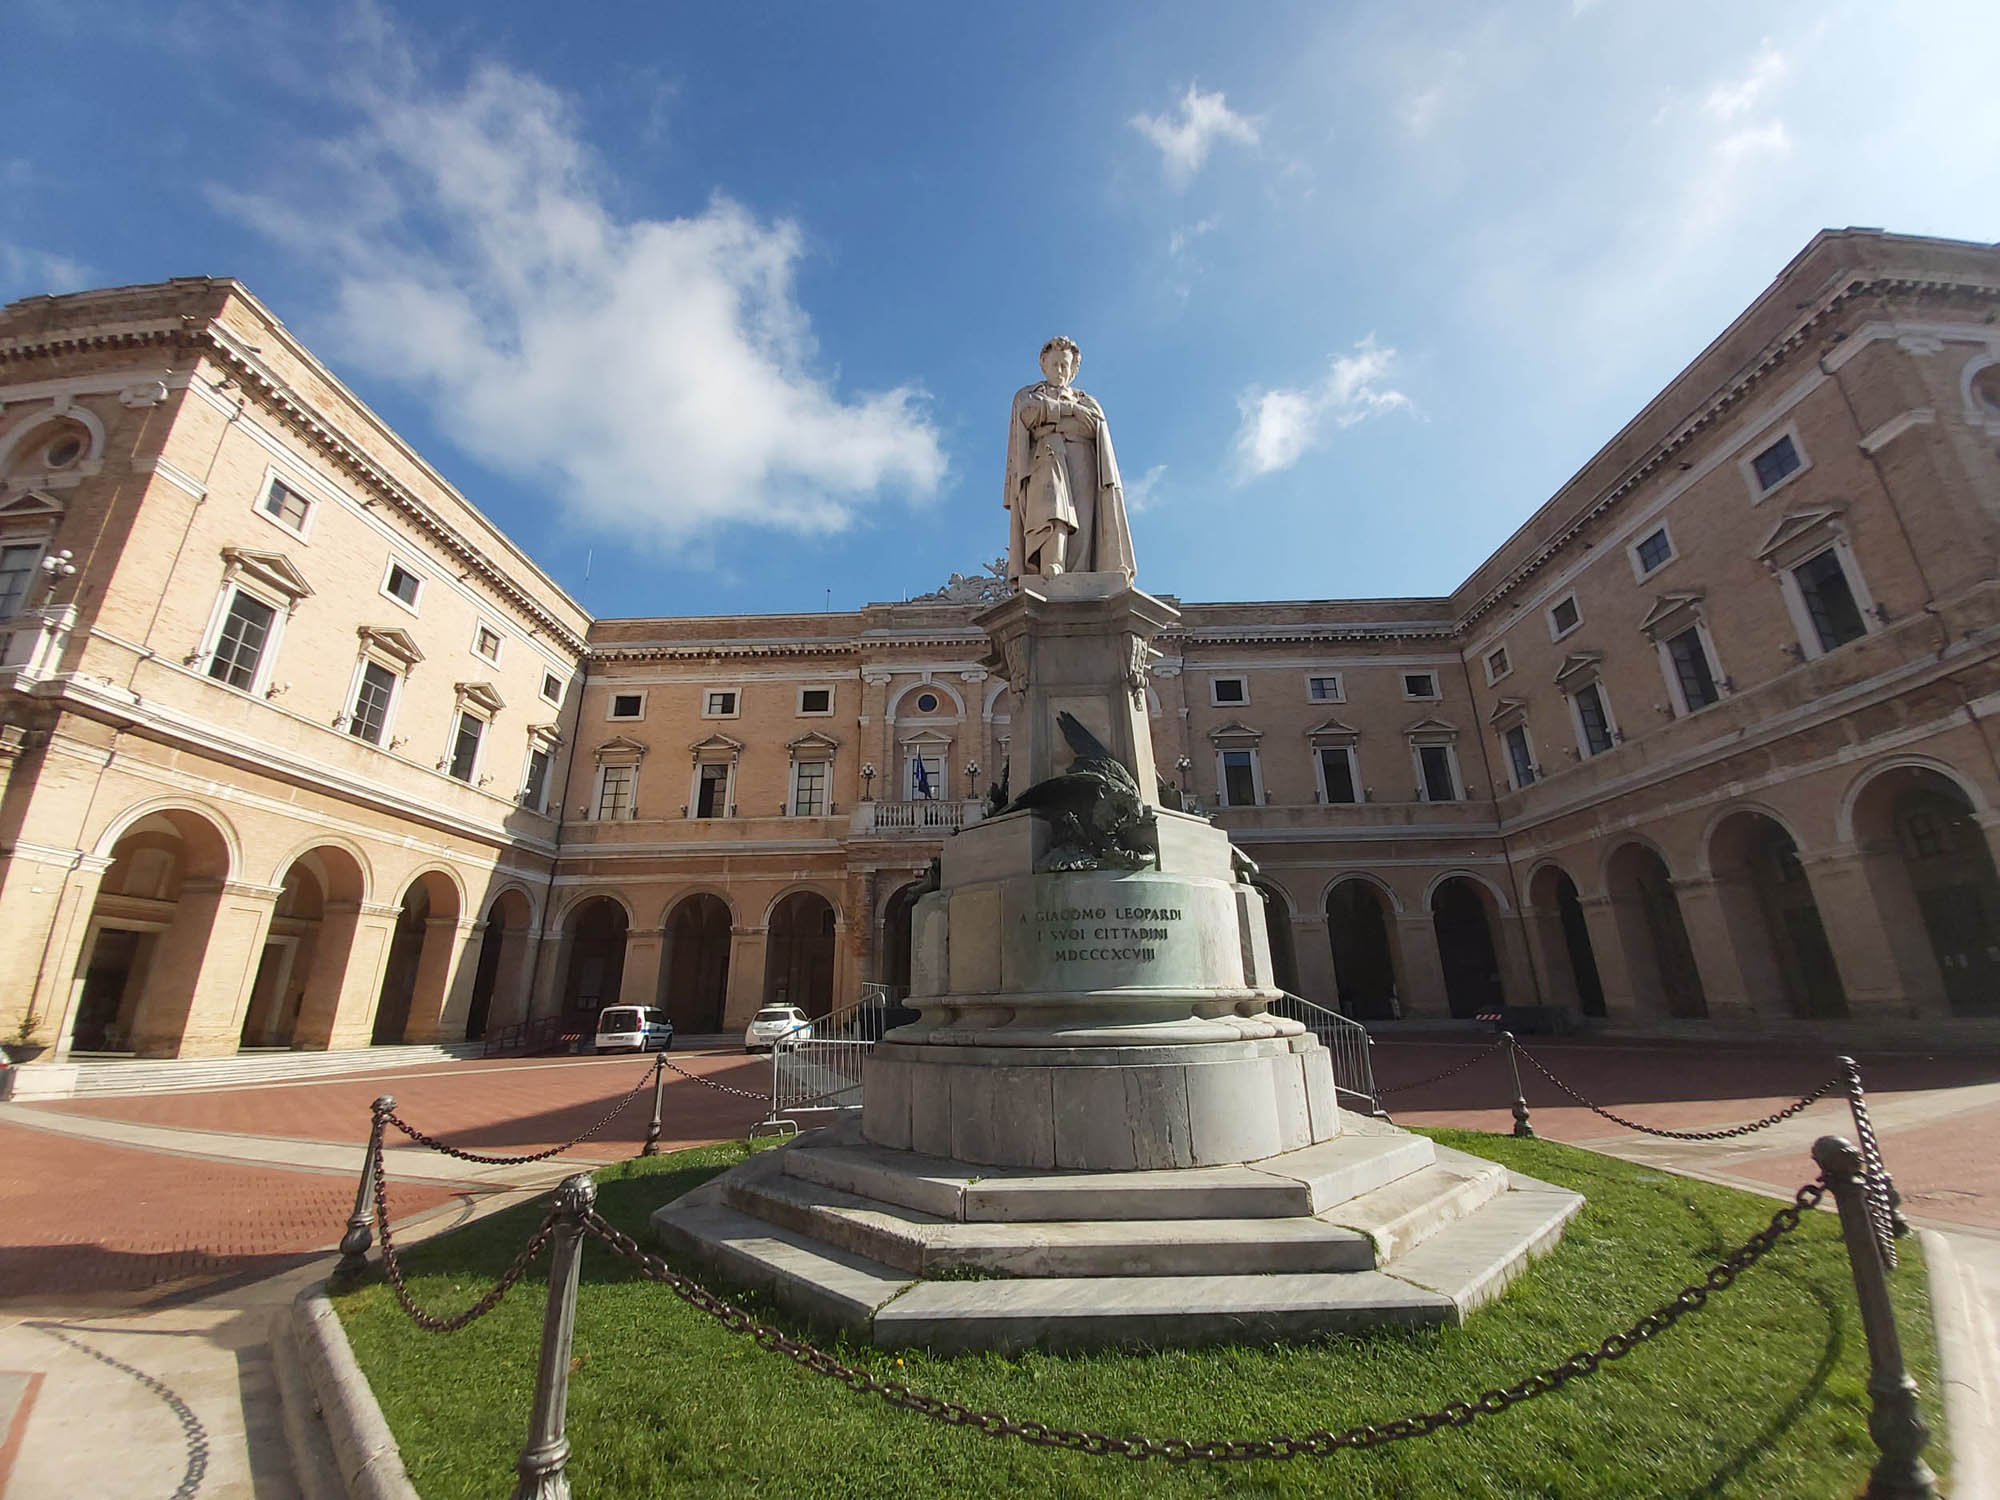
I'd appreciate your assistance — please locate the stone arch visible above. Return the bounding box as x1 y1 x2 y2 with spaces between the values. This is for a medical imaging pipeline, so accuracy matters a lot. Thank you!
765 889 839 1018
1324 875 1401 1019
1845 760 2000 1015
1430 875 1507 1019
1959 349 2000 424
1594 831 1675 904
1526 860 1606 1018
392 866 465 923
464 885 537 1042
480 880 542 929
1319 869 1404 917
244 843 370 1051
981 678 1011 717
654 885 736 931
887 679 966 719
1251 880 1301 994
1837 755 1990 846
1696 800 1804 879
266 833 374 902
762 884 843 928
554 886 635 930
0 402 108 476
1707 807 1848 1019
878 878 927 994
371 870 467 1045
1604 841 1708 1018
68 804 241 1058
1422 867 1511 915
662 890 733 1033
557 895 632 1015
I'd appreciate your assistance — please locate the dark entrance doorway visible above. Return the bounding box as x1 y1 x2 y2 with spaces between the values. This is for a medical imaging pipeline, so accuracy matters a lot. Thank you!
1431 878 1505 1019
766 891 837 1018
1326 880 1399 1019
880 880 924 994
1256 883 1301 994
1895 782 2000 1015
664 893 733 1032
561 898 630 1015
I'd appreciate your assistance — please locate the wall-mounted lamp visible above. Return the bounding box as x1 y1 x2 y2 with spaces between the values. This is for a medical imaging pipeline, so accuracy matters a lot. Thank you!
264 680 292 700
861 762 876 800
36 549 76 603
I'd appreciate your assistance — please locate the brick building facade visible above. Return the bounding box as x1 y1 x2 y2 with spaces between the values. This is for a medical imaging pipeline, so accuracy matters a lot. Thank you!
4 228 1999 1066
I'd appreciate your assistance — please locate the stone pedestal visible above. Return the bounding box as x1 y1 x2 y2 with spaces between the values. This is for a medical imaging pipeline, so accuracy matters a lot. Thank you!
861 573 1338 1170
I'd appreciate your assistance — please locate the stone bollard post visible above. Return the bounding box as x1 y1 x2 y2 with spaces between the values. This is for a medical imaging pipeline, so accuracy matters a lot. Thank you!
335 1096 394 1281
1502 1034 1535 1139
1810 1136 1938 1500
511 1173 598 1500
641 1056 665 1157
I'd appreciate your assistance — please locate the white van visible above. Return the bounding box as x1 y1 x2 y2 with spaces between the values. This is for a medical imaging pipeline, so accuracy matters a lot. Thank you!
594 1006 674 1055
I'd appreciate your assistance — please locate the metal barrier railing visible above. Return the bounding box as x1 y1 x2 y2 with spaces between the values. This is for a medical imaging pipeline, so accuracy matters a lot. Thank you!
1269 991 1383 1116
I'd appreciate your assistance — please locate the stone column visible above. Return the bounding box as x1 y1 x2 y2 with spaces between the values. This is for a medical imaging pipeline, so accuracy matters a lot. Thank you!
1577 895 1646 1023
3 849 111 1061
1668 876 1760 1022
619 925 666 1010
1290 910 1338 1008
1391 913 1451 1018
485 924 542 1031
1801 845 1947 1018
295 899 388 1050
131 879 284 1058
403 916 481 1043
528 928 574 1020
724 925 769 1030
1492 908 1544 1010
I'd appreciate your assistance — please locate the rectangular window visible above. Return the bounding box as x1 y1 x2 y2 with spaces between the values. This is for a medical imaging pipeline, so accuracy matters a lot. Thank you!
349 661 396 745
793 760 828 816
799 687 832 714
474 625 502 662
1485 646 1510 682
597 764 635 819
261 478 311 532
1403 672 1437 699
1221 749 1258 807
0 543 40 618
704 690 738 717
447 711 484 782
207 591 276 690
1794 549 1867 653
1751 434 1802 492
384 562 422 609
541 672 564 706
1666 626 1720 710
695 762 729 817
1574 682 1614 756
1419 744 1457 801
1635 528 1673 575
907 753 944 801
1211 677 1247 705
1318 747 1357 804
1306 675 1342 702
609 692 643 720
1504 724 1535 788
522 746 551 810
1549 596 1580 636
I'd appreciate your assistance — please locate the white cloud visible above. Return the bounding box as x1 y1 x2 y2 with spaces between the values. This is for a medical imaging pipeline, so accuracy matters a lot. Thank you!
1233 339 1411 480
1125 463 1167 514
1131 85 1259 184
1701 41 1786 122
1167 218 1216 257
214 60 946 547
0 242 89 296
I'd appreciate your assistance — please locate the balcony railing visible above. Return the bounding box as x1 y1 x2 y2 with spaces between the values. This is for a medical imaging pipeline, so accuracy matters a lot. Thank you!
849 798 984 835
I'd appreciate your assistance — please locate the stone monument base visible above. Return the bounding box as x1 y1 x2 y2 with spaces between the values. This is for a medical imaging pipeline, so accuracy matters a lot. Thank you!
863 1034 1338 1171
652 1112 1584 1355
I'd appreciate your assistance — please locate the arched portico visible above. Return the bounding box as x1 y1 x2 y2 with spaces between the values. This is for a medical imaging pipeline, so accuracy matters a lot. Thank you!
663 891 733 1032
1325 877 1401 1019
1527 862 1606 1018
1604 842 1707 1018
765 889 839 1018
1431 876 1506 1019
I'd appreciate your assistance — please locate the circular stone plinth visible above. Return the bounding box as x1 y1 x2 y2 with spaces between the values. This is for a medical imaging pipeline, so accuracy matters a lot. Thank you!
861 1035 1340 1171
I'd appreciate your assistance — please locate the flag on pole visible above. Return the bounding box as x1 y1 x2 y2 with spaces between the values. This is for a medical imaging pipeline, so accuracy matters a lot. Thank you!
912 756 935 800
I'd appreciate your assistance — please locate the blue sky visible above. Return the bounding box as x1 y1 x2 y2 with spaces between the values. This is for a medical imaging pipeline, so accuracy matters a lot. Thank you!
6 2 1996 619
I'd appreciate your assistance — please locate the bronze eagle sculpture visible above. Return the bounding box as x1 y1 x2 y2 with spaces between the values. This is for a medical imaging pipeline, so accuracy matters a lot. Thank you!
1005 712 1158 869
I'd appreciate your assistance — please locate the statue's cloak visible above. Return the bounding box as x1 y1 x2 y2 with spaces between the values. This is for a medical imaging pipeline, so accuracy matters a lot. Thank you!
1003 382 1136 585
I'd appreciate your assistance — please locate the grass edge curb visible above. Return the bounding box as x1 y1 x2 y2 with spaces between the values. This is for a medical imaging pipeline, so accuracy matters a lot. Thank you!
288 1280 422 1500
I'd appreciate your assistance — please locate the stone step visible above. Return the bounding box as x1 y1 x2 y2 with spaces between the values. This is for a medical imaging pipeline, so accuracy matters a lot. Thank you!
872 1271 1458 1355
780 1128 1435 1223
729 1155 1377 1277
652 1178 915 1336
61 1043 486 1097
1380 1171 1585 1317
1319 1146 1510 1263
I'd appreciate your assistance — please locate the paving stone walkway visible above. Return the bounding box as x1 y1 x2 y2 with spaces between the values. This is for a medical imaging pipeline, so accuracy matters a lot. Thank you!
0 1036 1993 1498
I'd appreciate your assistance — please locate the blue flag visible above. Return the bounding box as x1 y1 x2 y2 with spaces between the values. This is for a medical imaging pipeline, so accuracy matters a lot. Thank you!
913 756 935 800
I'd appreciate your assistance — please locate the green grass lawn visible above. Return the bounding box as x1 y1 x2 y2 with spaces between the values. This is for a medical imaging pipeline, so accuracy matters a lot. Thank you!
335 1132 1946 1499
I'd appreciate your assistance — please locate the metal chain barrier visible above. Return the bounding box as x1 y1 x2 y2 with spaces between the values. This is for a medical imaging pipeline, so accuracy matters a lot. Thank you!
383 1054 665 1165
1515 1046 1842 1141
576 1182 1820 1462
1839 1057 1904 1269
369 1113 559 1332
658 1054 770 1102
1374 1037 1509 1097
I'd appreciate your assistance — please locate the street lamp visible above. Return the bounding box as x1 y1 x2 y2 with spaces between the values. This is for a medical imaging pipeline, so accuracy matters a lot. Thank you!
963 760 980 799
37 548 77 603
861 763 876 801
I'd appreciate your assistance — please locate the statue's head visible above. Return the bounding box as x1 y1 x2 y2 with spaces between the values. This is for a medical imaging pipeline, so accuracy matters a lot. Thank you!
1039 336 1080 387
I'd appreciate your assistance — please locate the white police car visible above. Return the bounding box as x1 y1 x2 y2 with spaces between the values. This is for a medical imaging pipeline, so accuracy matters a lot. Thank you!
593 1006 674 1054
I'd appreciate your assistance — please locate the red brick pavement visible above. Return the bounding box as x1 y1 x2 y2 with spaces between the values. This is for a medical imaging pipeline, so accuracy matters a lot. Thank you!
0 1120 464 1308
32 1047 773 1160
